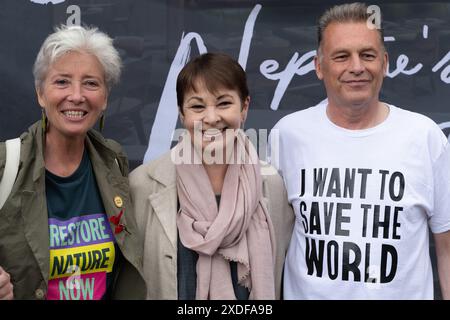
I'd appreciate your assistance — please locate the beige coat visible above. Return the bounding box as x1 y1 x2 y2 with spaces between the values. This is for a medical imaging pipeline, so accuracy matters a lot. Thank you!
129 151 294 299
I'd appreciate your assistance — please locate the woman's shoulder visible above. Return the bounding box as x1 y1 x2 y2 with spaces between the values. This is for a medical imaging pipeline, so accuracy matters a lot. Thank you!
260 161 295 227
259 161 291 204
0 121 41 171
260 161 284 186
260 160 279 175
129 151 175 188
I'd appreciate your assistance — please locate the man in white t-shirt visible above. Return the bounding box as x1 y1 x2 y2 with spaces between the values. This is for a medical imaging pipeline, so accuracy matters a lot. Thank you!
271 2 450 299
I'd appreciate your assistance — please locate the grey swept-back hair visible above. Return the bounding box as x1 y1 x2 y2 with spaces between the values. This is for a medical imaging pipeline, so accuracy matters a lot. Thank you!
317 2 384 51
33 25 122 92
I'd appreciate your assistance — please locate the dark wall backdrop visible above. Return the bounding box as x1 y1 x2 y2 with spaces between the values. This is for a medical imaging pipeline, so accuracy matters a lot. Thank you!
0 0 448 299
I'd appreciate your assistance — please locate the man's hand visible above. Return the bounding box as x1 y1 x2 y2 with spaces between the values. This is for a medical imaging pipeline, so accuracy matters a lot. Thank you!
0 266 13 300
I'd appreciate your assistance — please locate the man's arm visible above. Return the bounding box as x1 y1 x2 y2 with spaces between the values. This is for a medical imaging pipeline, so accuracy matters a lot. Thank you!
434 230 450 299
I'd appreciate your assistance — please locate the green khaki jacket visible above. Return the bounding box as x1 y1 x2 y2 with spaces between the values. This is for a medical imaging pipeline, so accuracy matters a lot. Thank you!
0 121 146 299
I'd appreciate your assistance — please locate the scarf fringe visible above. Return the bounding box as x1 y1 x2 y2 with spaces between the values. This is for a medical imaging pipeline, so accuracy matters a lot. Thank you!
219 252 251 287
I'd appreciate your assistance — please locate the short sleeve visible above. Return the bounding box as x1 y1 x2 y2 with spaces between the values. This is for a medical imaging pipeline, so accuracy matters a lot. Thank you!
430 142 450 233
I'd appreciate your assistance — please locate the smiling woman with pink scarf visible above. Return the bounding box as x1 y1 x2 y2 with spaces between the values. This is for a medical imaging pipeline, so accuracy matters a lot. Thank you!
130 53 294 300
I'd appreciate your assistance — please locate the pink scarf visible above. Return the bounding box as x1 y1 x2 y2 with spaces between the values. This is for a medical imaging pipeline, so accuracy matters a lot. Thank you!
175 130 276 299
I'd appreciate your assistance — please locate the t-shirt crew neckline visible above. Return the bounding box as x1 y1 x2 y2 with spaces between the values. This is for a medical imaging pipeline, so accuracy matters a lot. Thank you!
45 149 88 182
321 102 395 137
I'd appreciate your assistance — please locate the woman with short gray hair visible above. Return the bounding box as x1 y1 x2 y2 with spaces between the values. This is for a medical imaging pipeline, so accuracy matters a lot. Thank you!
0 25 145 300
33 25 122 92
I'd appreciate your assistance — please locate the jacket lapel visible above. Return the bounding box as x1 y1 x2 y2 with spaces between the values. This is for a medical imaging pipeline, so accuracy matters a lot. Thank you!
85 138 128 249
147 153 178 249
149 184 177 249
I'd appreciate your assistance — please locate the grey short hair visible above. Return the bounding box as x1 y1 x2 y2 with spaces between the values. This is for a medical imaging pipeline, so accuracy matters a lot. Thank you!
317 2 384 50
33 25 122 92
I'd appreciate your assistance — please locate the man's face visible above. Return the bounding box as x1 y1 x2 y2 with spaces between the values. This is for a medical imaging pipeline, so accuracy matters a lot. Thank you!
315 22 388 109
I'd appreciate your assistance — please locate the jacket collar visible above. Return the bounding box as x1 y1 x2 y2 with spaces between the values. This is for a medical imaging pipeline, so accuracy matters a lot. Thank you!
145 151 176 187
28 121 46 183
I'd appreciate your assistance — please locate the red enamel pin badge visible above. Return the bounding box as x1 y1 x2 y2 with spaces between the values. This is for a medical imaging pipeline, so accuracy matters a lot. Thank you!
109 209 131 235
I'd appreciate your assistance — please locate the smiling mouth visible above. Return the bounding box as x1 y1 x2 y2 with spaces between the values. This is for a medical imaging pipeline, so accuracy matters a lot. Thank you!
202 128 227 140
343 80 370 84
61 110 87 119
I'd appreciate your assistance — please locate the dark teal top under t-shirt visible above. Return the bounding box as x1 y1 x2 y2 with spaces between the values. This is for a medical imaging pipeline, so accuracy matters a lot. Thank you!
177 195 250 300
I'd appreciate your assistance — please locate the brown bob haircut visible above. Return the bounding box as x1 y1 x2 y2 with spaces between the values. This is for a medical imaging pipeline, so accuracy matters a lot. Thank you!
176 52 249 114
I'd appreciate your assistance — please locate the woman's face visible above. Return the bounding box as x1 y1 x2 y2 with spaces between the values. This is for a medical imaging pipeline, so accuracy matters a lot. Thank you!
37 51 107 139
180 79 249 160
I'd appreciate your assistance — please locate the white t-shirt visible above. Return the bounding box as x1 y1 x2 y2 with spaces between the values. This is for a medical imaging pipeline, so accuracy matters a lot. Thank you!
270 102 450 299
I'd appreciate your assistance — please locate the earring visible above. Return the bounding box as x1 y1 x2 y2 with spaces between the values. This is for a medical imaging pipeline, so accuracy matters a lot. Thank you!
99 114 105 132
41 108 47 132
